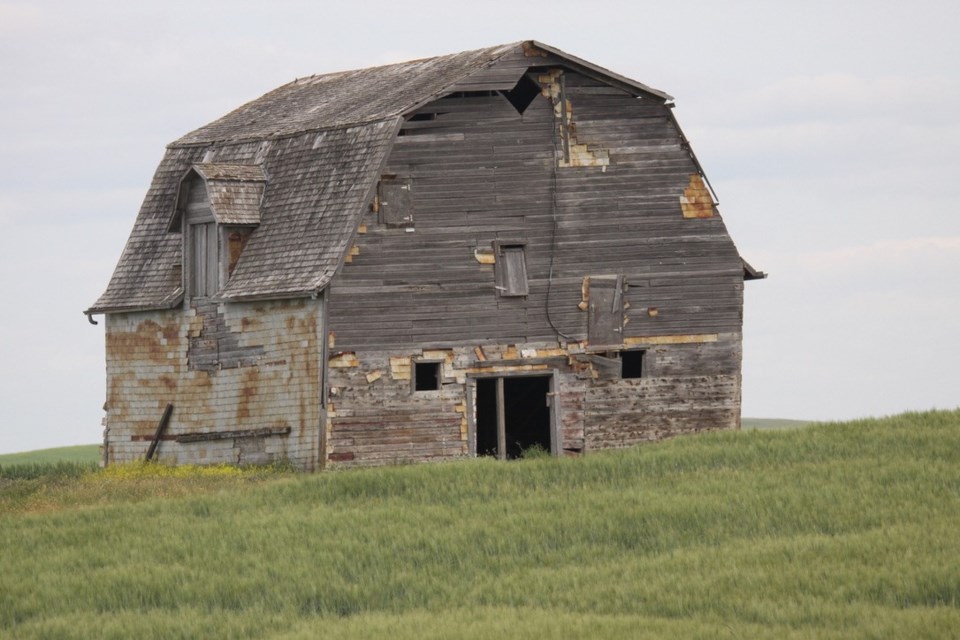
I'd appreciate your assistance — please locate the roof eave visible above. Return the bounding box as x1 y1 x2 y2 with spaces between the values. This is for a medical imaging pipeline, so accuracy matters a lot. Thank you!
742 258 767 281
85 289 185 317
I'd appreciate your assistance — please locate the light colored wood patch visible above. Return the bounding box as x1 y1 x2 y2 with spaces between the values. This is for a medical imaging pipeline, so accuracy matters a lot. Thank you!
680 174 715 218
474 248 496 264
390 356 411 380
328 352 359 368
624 334 718 346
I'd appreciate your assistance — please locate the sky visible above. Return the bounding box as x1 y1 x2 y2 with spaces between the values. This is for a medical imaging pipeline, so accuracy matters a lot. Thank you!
1 0 958 453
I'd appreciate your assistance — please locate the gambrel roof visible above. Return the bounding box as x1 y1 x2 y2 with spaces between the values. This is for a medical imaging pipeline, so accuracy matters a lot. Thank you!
87 41 672 315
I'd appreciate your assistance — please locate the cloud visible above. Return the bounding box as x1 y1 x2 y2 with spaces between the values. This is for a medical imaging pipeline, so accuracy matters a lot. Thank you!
795 236 960 272
731 73 960 126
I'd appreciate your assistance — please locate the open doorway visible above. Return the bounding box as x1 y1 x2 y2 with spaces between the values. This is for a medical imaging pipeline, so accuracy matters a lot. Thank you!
475 375 553 459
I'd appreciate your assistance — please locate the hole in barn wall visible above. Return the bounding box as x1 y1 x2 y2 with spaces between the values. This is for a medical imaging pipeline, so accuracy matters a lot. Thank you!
414 361 441 391
620 350 645 379
500 74 542 115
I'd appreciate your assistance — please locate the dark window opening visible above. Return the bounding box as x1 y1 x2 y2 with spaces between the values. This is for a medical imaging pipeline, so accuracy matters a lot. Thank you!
621 350 645 379
500 74 542 114
408 113 437 121
414 361 441 391
475 376 552 459
441 90 499 99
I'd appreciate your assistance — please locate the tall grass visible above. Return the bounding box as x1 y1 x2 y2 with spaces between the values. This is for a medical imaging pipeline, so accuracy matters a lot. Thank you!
2 409 959 639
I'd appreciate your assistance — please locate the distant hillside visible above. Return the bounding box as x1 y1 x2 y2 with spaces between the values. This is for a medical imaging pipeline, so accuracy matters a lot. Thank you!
741 417 812 430
0 444 100 466
2 409 958 638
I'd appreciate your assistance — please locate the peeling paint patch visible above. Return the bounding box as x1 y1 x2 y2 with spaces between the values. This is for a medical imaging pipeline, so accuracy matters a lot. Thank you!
522 42 548 57
539 69 610 169
535 348 567 357
423 349 454 363
329 352 359 368
343 245 361 263
624 334 718 346
474 248 496 264
680 174 715 218
365 369 383 383
464 363 550 374
390 356 411 380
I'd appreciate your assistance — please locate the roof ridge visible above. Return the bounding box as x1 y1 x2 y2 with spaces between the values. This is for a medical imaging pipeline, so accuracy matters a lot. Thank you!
288 41 523 88
171 42 525 147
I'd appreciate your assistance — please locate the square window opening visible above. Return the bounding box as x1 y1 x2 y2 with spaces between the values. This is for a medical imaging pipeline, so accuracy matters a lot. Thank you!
621 350 645 379
414 361 441 391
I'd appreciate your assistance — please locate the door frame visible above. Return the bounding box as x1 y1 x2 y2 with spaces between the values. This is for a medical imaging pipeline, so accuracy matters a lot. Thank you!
466 370 560 459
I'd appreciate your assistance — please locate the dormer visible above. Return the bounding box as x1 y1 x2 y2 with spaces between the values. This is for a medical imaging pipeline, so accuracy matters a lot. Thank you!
169 163 266 299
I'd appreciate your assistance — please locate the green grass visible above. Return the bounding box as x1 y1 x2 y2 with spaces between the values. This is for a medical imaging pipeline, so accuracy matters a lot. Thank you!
2 410 959 639
0 444 100 466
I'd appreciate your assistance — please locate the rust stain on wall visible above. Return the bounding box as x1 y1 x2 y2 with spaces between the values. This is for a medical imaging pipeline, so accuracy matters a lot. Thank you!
103 299 323 470
236 368 259 420
106 319 175 365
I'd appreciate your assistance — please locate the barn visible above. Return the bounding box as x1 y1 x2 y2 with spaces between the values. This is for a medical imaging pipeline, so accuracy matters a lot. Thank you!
86 41 764 470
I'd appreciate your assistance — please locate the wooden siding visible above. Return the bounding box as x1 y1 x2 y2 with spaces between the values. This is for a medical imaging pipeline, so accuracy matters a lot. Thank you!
103 298 324 470
325 68 745 467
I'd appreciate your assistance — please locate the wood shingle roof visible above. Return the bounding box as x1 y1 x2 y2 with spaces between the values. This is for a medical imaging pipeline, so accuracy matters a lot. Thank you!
87 41 670 315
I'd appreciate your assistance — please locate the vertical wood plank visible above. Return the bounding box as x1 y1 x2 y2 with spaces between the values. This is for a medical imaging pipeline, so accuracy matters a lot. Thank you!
496 377 506 460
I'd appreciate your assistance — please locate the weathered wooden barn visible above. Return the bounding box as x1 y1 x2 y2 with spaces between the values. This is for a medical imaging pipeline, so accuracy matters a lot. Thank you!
86 41 764 470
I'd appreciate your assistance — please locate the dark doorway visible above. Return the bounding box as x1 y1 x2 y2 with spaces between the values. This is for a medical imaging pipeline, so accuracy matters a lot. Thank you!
475 375 553 459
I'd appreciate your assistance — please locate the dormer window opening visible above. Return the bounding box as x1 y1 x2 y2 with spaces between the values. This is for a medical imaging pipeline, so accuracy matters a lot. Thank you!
169 163 266 301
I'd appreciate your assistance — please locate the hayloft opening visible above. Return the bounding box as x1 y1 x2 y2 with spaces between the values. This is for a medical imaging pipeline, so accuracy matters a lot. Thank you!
414 361 441 391
475 375 553 459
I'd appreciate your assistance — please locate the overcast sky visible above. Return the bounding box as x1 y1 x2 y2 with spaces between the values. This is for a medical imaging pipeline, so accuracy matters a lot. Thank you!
1 0 958 453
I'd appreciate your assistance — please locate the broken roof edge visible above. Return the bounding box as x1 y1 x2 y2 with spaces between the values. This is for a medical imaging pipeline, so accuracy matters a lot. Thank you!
170 41 672 148
528 41 673 102
742 258 767 281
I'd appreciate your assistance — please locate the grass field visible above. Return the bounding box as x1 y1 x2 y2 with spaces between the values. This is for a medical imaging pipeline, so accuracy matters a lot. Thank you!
2 410 959 639
0 444 100 466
